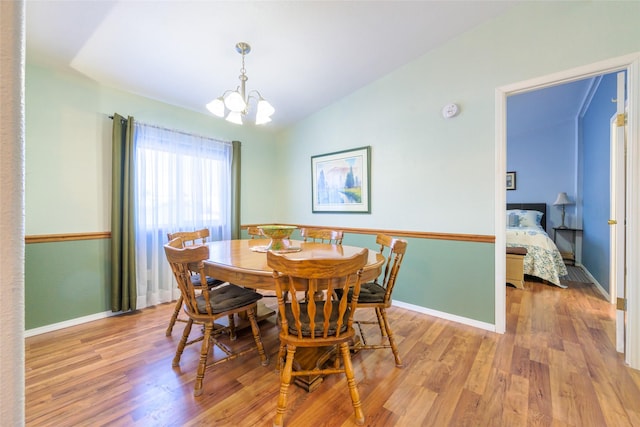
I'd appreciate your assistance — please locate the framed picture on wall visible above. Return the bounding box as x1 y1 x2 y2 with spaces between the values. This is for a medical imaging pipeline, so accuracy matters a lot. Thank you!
506 171 516 190
311 146 371 213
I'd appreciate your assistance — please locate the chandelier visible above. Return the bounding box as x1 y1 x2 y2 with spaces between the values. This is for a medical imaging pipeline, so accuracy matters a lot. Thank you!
206 42 275 125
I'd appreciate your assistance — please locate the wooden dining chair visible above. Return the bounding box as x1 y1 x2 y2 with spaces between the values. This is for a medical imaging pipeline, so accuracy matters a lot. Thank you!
300 228 344 245
351 234 408 367
247 226 265 239
267 248 369 427
164 239 269 397
165 228 226 336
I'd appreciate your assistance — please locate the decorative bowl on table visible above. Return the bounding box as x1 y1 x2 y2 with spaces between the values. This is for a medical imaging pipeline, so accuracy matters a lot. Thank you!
257 225 300 252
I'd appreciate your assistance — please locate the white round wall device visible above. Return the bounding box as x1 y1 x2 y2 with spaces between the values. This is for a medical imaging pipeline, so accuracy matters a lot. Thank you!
442 103 459 118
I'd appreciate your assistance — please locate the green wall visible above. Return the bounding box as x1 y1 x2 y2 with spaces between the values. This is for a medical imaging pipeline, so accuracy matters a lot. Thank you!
25 239 111 330
25 64 282 235
342 234 495 322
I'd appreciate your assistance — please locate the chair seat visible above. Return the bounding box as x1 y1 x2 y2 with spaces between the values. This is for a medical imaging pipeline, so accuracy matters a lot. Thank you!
284 301 350 337
337 282 386 304
357 282 386 303
195 284 263 314
191 275 225 288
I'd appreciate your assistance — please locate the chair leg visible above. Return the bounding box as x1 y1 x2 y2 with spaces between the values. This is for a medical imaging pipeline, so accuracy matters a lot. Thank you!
166 295 183 336
375 307 387 337
228 314 237 340
340 342 365 426
194 322 214 397
273 345 296 427
379 308 403 368
172 318 193 367
276 343 286 373
247 307 269 366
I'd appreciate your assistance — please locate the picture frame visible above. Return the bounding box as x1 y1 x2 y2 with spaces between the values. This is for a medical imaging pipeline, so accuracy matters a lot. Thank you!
506 171 516 190
311 146 371 213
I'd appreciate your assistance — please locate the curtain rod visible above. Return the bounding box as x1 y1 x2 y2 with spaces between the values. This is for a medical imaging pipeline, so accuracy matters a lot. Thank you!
108 114 232 145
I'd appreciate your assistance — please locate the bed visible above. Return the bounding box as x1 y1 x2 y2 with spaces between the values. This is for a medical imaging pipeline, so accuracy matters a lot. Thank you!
506 203 568 288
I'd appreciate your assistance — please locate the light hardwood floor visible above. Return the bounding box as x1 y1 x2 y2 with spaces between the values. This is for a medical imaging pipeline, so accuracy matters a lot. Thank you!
26 274 640 426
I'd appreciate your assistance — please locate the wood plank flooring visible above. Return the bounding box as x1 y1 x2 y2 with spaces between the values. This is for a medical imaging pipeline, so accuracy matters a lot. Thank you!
26 274 640 426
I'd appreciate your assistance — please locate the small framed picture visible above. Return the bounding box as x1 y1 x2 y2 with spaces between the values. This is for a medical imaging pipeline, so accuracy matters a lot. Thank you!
311 146 371 213
506 171 516 190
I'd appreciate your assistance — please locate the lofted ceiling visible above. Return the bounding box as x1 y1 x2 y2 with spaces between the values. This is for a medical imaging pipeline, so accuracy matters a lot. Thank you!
26 0 517 130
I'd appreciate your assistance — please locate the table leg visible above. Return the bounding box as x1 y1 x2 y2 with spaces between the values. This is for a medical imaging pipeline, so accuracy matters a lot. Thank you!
291 346 336 392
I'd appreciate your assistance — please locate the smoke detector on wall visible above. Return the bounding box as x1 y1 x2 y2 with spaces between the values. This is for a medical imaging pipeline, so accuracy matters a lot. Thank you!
442 103 459 119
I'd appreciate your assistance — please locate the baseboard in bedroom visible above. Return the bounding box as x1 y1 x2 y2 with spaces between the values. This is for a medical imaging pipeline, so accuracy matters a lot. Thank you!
393 300 496 332
24 310 123 338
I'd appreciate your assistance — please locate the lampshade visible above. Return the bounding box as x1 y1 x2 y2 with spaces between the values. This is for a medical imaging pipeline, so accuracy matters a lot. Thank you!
224 91 247 113
553 192 572 206
206 42 275 125
255 99 275 125
225 111 243 125
206 97 225 117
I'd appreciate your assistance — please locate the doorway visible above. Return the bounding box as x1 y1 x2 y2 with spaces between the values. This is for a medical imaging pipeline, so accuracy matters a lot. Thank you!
494 54 640 370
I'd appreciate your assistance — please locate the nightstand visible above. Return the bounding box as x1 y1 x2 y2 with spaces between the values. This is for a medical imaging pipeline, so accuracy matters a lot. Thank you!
552 227 582 265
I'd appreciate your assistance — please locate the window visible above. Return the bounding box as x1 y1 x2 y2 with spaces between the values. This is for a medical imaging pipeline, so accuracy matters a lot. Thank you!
133 123 232 308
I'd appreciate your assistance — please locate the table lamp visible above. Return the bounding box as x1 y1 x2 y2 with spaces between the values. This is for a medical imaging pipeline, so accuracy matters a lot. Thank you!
553 192 573 229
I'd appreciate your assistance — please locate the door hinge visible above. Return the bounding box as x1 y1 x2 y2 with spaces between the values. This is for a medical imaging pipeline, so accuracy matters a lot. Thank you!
608 219 617 225
616 113 626 127
617 297 627 311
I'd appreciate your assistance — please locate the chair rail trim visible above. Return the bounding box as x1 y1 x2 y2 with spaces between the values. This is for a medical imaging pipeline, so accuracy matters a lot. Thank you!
26 227 495 245
26 232 111 244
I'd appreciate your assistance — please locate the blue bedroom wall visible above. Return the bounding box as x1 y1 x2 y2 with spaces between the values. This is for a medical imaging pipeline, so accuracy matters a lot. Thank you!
581 73 620 293
506 109 577 233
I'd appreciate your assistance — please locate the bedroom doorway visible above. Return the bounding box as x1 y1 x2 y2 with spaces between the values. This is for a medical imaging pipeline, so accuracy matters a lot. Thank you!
495 53 640 370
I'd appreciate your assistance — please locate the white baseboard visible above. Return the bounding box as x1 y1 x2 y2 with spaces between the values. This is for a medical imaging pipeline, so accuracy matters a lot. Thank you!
392 300 496 333
24 310 123 338
27 299 498 339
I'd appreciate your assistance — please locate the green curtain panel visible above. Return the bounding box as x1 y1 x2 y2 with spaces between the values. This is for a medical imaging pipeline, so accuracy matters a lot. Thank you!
231 140 241 239
111 113 137 312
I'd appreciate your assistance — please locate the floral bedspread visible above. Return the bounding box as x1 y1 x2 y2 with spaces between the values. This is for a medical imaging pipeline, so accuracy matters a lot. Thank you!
507 226 568 288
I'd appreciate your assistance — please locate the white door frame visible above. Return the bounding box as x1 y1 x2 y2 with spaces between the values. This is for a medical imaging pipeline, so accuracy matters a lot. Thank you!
494 53 640 370
610 74 627 353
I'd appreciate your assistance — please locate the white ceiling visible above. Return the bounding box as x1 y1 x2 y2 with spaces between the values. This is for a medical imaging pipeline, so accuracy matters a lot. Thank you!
26 0 516 130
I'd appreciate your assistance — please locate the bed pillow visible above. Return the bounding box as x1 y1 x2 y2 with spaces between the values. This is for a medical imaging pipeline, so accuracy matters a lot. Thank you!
515 210 543 228
506 211 520 227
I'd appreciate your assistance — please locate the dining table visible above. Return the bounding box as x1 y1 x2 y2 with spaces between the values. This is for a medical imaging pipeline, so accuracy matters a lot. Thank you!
203 238 385 391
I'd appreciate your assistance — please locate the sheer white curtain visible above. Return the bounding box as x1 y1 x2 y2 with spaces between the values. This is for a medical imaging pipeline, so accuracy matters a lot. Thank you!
134 123 233 309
